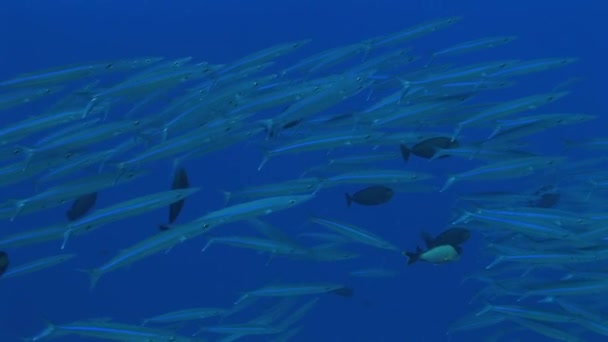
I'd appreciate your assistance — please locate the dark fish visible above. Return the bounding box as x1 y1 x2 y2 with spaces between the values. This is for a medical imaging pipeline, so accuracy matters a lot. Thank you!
345 185 394 207
324 112 355 123
282 119 303 131
421 227 471 249
160 167 190 231
528 185 560 208
0 251 9 278
330 286 354 298
400 137 459 161
266 119 303 139
66 192 98 221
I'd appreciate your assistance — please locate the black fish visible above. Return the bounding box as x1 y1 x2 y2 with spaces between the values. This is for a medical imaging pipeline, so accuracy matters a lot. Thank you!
266 119 303 139
400 137 459 161
421 227 471 249
66 192 98 221
281 119 303 131
330 286 354 298
345 185 394 207
529 185 560 208
160 167 190 231
0 251 9 278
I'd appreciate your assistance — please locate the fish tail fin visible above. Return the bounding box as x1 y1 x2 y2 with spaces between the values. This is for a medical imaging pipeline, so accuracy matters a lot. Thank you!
439 176 456 193
82 97 99 118
361 42 372 62
399 144 410 162
585 179 598 202
61 229 73 250
233 293 250 305
257 153 270 171
485 256 505 270
257 119 277 139
201 238 215 252
475 302 494 317
10 201 25 222
451 125 462 143
345 193 352 207
77 268 102 291
220 190 232 206
403 247 422 265
14 145 35 171
23 319 56 342
113 163 127 185
395 77 411 101
516 293 530 302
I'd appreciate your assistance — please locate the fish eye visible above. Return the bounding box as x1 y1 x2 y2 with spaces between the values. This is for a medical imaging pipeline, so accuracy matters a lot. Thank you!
289 199 296 204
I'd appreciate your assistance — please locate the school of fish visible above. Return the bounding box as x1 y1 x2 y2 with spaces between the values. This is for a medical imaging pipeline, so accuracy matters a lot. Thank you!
0 15 606 341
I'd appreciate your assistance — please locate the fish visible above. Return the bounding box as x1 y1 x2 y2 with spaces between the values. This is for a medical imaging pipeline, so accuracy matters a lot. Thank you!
2 254 76 279
160 167 190 231
349 268 400 278
84 224 206 289
66 192 98 221
428 36 518 65
202 235 308 256
452 91 570 140
403 244 461 265
476 303 577 323
258 131 381 170
421 227 471 249
142 307 228 326
325 169 432 187
27 319 200 342
330 286 354 297
309 216 399 251
235 283 350 304
0 251 9 278
439 156 564 192
400 137 459 161
0 224 66 250
345 185 394 206
528 185 560 208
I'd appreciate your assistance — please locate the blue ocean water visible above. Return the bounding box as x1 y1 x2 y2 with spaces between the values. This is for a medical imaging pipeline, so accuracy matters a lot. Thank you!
0 1 607 341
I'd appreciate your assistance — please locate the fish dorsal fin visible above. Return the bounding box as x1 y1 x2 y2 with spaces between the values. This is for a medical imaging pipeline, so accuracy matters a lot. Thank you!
420 231 435 249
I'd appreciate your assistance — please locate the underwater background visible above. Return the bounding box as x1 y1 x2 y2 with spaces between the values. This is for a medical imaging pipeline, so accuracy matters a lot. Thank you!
1 0 607 341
